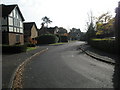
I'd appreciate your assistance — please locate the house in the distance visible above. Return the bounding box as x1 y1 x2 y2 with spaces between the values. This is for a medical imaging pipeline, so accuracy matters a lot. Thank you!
57 27 68 35
23 22 38 44
46 27 58 35
1 4 25 45
38 23 58 36
69 28 82 40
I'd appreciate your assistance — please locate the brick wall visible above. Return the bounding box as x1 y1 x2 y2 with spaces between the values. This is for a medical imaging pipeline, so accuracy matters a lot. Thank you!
20 34 24 45
30 25 38 38
8 33 24 45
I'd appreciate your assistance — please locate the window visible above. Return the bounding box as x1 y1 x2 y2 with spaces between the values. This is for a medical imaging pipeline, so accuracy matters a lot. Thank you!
14 19 21 27
14 19 17 26
20 21 23 28
20 28 23 33
14 27 17 32
9 27 13 32
16 28 20 33
11 8 23 33
16 34 20 43
18 20 20 27
9 17 13 26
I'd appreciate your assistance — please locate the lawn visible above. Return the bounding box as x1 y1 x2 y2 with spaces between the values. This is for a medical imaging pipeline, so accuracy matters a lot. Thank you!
49 42 67 46
92 37 115 41
26 47 37 51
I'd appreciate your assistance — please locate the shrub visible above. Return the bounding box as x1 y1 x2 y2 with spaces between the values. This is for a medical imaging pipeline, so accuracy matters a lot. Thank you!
36 34 59 44
27 43 36 47
56 35 61 42
59 36 68 42
89 38 116 54
2 44 27 53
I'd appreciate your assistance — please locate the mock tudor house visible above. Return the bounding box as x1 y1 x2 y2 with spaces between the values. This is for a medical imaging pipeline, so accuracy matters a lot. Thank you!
1 4 25 45
23 22 38 44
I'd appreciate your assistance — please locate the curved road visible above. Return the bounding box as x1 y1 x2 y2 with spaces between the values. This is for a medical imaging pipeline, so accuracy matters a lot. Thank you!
23 41 114 88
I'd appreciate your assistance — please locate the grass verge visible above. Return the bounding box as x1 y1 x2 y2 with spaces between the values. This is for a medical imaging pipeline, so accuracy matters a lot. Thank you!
26 47 37 51
92 38 115 41
49 42 67 46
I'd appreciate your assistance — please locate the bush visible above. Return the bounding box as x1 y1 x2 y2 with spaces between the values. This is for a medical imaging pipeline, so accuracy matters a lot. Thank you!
2 44 27 53
27 43 36 47
56 35 61 42
59 36 68 42
36 34 59 44
89 38 116 54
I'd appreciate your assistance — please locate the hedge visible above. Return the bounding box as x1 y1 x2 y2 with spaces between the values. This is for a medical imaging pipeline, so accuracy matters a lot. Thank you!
36 34 59 44
89 39 116 54
27 43 36 47
59 36 68 42
2 44 27 53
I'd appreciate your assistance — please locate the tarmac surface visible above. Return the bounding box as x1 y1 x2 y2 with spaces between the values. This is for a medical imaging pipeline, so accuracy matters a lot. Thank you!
22 41 115 88
2 41 118 88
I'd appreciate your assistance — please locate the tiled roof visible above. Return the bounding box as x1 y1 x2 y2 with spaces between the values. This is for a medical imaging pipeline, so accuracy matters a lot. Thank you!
23 22 38 31
38 27 50 35
46 27 56 34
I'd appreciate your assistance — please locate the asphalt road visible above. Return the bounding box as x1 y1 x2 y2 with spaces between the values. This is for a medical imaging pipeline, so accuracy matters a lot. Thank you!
23 41 114 88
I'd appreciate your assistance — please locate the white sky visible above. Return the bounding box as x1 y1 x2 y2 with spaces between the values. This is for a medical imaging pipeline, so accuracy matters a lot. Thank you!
1 0 120 32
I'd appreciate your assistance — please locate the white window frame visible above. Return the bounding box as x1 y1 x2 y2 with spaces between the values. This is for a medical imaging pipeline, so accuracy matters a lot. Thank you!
14 27 17 32
8 17 13 26
20 28 23 33
20 21 23 28
9 27 14 32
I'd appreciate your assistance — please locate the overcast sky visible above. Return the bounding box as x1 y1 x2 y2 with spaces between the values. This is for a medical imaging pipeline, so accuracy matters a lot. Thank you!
1 0 120 32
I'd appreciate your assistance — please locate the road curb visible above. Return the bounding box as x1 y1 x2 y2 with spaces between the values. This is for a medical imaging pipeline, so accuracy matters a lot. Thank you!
79 46 115 65
10 48 48 89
